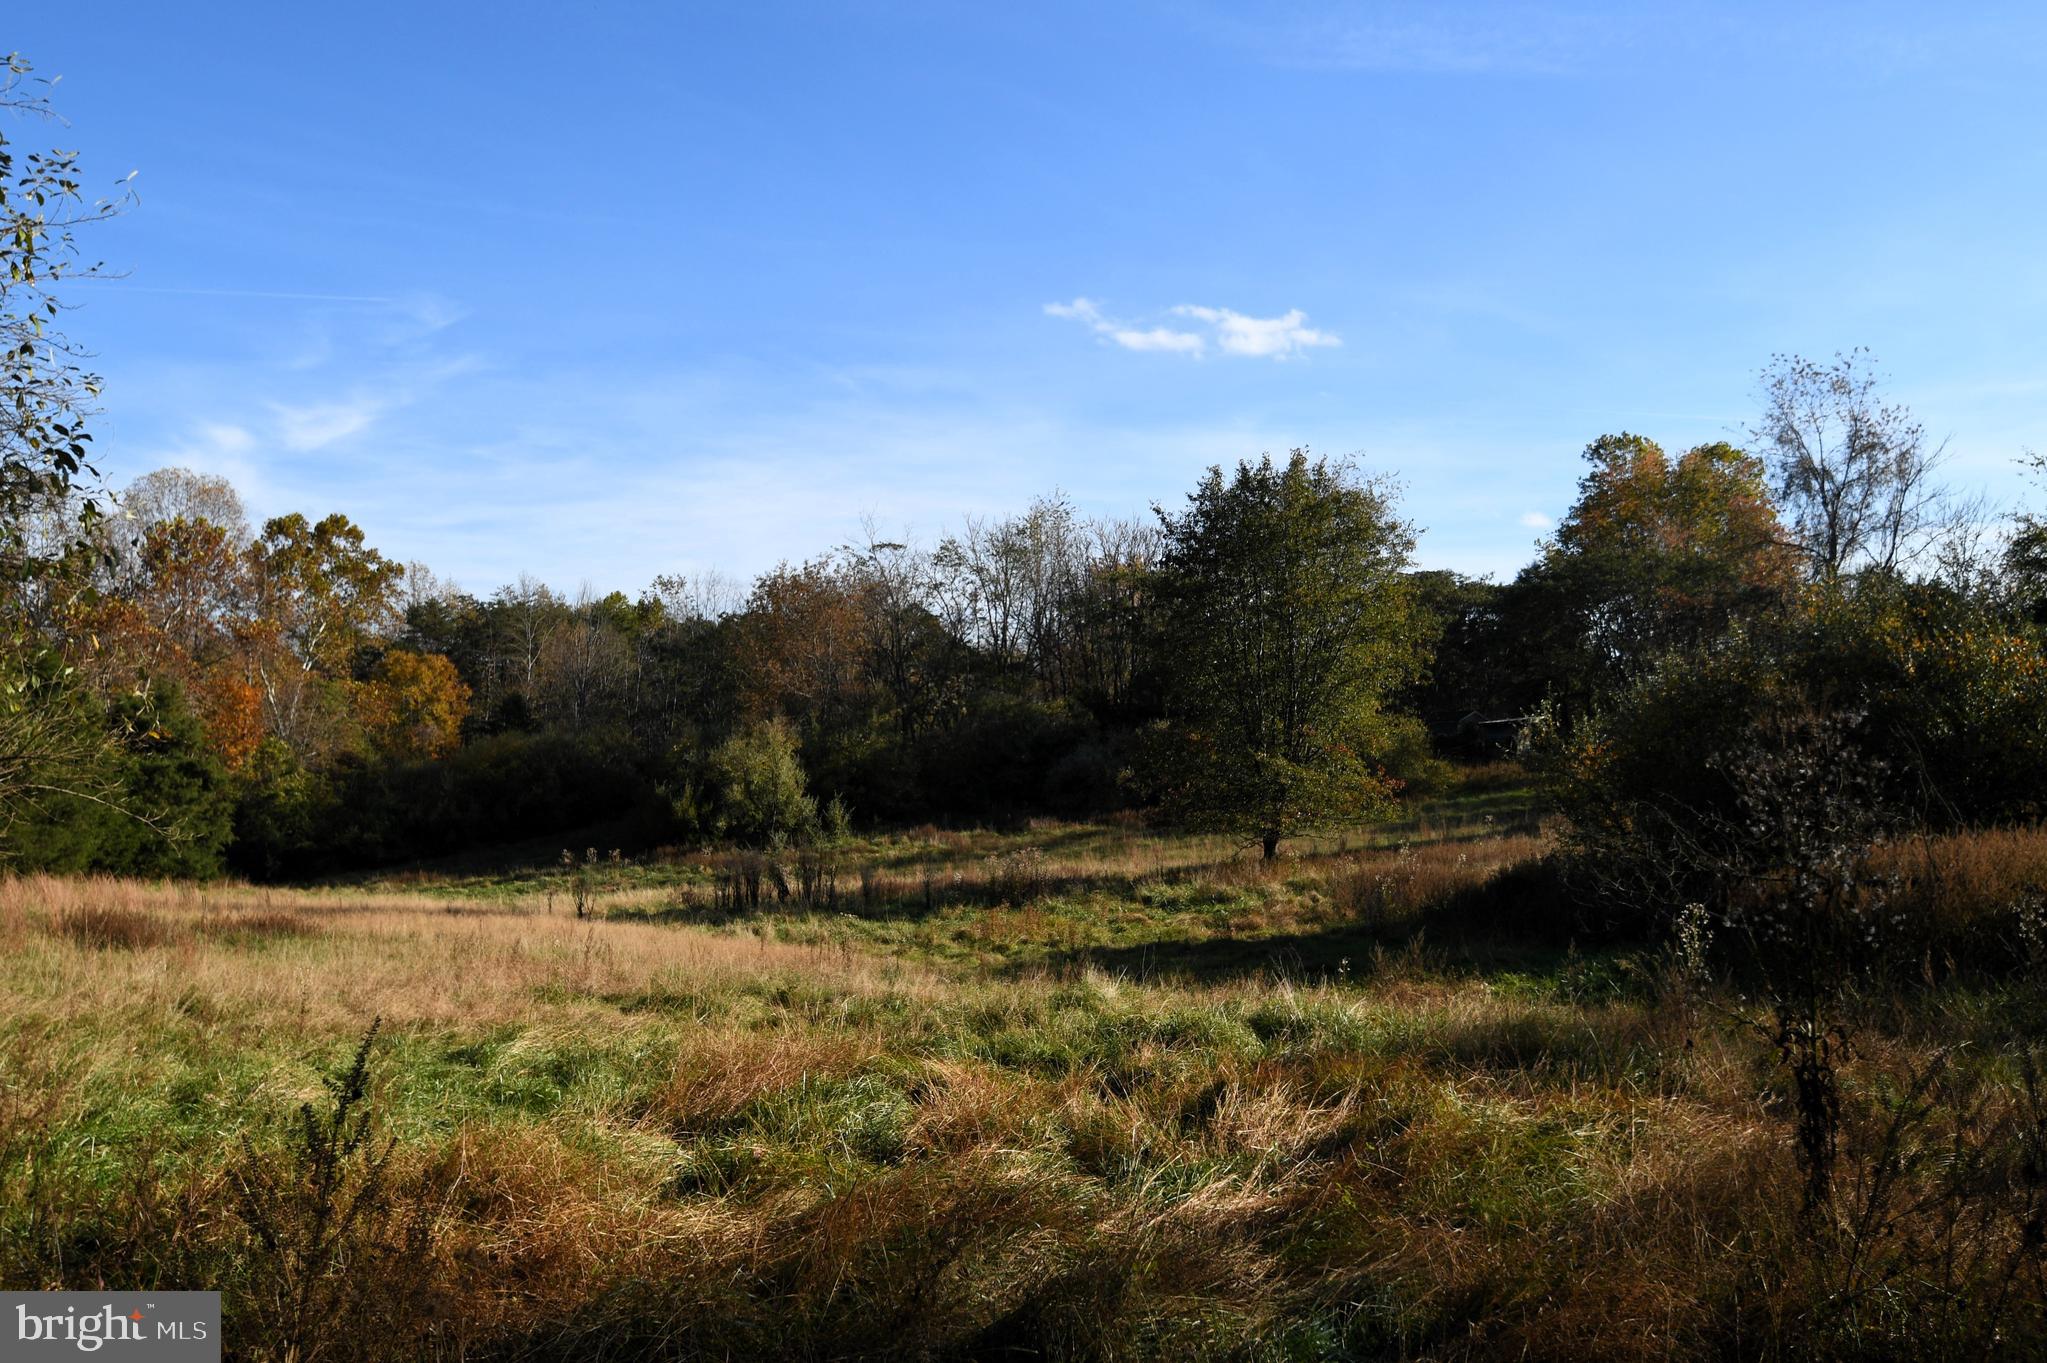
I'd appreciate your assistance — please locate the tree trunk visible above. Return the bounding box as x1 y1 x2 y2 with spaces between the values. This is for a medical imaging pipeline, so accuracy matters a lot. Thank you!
1261 831 1279 861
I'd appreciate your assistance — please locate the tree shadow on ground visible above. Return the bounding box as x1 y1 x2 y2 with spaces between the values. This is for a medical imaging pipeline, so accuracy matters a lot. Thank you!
1014 859 1627 985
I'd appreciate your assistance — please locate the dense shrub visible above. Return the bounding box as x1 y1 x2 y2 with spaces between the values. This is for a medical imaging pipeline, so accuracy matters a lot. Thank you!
914 694 1102 822
802 725 919 827
701 718 818 847
1367 710 1453 797
232 730 658 878
6 684 235 878
1547 582 2047 924
1795 582 2047 823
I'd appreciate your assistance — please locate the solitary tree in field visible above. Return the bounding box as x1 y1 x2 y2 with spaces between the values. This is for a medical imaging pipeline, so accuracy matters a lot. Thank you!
1145 450 1425 859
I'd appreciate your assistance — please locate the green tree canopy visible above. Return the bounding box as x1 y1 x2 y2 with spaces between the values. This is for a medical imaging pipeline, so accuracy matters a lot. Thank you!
248 512 404 754
1144 450 1425 858
704 717 818 848
1510 433 1801 726
252 512 404 677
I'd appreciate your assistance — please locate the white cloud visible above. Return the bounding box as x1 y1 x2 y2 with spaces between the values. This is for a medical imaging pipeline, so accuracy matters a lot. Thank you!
1044 297 1105 324
271 398 384 451
1046 298 1337 360
1046 297 1205 353
1108 325 1207 354
198 422 254 454
1520 511 1554 530
1172 305 1339 358
121 420 280 511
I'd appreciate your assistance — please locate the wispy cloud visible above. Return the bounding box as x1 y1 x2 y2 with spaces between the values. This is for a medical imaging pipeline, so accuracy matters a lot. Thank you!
108 287 483 533
197 422 254 455
271 397 385 452
222 361 1293 595
1520 510 1554 529
130 420 279 511
84 284 468 331
262 352 480 453
1045 297 1337 359
1044 297 1209 354
1045 297 1208 354
1043 298 1104 323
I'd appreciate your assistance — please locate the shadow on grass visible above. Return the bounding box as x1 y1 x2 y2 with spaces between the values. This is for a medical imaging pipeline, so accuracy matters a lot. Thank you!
1016 859 1620 985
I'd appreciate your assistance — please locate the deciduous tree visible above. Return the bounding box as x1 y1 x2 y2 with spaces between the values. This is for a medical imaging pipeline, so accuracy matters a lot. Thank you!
249 512 402 752
359 649 471 761
1752 350 1945 582
1517 434 1801 723
1144 450 1425 859
0 51 134 835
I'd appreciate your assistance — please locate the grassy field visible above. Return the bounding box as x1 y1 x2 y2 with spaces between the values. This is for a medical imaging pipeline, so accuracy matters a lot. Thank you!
3 769 2044 1360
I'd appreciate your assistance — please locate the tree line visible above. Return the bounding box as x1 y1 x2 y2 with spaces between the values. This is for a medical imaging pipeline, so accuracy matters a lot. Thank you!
4 440 1449 872
5 376 2043 881
6 50 2047 884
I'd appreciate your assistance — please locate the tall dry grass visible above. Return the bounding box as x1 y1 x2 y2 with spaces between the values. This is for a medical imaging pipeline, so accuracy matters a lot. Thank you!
1877 823 2047 965
0 872 941 1031
3 813 2045 1360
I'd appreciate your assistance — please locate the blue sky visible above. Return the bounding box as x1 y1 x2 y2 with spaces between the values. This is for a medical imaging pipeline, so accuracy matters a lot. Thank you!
14 2 2047 593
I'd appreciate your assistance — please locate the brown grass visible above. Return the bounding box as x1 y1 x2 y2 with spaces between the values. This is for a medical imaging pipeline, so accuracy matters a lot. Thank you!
3 815 2044 1360
0 872 941 1031
639 818 1553 933
651 1030 885 1135
1322 832 1548 924
1878 823 2047 961
50 901 177 950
